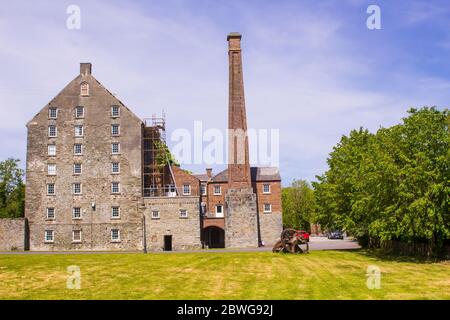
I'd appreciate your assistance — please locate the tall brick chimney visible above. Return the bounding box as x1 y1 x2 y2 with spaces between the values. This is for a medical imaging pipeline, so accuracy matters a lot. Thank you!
80 63 92 76
206 168 212 179
227 32 251 189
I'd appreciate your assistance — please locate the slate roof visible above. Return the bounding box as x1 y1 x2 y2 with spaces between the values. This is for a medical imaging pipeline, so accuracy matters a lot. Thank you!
210 167 281 182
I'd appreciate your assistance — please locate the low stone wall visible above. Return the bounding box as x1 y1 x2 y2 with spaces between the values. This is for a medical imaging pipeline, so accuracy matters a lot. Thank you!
0 218 27 251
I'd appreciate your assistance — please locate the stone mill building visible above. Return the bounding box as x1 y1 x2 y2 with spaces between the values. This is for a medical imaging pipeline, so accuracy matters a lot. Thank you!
20 33 282 251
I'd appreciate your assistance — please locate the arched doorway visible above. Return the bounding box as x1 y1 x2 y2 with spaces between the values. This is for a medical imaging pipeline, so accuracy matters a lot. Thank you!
202 226 225 248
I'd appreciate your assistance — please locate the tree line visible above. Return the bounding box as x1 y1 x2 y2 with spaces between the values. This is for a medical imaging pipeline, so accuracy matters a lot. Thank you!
0 158 25 218
282 107 449 255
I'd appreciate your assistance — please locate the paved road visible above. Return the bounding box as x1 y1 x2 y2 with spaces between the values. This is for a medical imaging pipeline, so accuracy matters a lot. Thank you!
0 238 360 255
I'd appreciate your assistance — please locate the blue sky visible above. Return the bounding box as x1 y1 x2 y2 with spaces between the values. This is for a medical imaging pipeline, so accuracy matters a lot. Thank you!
1 0 449 185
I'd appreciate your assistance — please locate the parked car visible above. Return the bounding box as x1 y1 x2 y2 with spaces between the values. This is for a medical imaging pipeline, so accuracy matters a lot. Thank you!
328 230 344 240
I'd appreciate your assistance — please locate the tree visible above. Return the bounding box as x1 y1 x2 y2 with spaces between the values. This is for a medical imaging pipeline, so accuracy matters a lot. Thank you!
0 158 25 218
282 180 316 231
313 107 450 253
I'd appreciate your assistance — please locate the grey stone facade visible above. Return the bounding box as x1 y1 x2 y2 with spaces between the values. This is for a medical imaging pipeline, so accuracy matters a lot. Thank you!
0 219 26 251
225 188 259 248
25 63 144 251
258 213 283 247
143 197 201 251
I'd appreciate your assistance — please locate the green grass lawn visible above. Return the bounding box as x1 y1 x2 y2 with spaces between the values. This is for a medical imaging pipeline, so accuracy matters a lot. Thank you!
0 250 449 300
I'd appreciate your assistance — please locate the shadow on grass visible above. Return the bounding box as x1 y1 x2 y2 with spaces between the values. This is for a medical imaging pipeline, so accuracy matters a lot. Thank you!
335 248 449 264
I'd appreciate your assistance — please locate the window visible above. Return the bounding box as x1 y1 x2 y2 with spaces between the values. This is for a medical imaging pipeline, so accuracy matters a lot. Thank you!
112 143 120 154
48 107 58 119
214 185 221 195
72 230 82 242
111 105 120 117
44 230 54 243
111 162 120 174
47 164 56 175
263 184 271 194
74 144 82 155
47 183 55 195
215 205 224 217
80 82 89 96
46 208 55 220
75 106 84 118
111 207 120 219
263 203 272 213
48 144 56 156
72 207 82 219
111 229 120 242
75 125 84 137
48 125 57 137
151 210 160 219
180 209 188 218
200 184 207 196
73 183 82 195
111 182 120 194
183 184 191 195
111 124 120 136
73 163 82 175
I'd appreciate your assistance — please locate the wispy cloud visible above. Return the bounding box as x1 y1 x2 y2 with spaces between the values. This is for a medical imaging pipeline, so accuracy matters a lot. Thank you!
0 0 449 184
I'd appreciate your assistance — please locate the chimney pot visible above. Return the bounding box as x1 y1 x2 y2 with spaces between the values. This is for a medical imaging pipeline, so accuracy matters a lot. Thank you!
80 63 92 75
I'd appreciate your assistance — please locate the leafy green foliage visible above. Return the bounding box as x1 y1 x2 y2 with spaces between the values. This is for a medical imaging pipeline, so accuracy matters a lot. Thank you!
314 107 449 251
282 179 316 231
0 158 25 218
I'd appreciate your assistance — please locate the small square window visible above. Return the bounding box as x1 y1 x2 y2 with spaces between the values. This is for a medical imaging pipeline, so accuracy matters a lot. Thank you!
214 185 221 195
72 207 82 219
111 124 120 136
73 183 82 195
47 164 56 175
112 162 120 174
46 208 55 220
44 230 54 243
48 125 57 137
72 230 82 242
49 107 58 119
48 144 56 156
75 125 84 137
151 210 160 219
263 203 272 213
75 106 84 118
111 229 120 242
183 184 191 195
180 209 188 218
74 144 82 155
47 183 55 195
73 163 82 175
263 184 271 194
111 182 120 194
111 207 120 219
111 105 120 117
112 143 120 154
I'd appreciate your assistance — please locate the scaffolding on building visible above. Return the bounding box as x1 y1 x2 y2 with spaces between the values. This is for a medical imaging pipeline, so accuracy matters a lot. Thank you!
142 112 178 197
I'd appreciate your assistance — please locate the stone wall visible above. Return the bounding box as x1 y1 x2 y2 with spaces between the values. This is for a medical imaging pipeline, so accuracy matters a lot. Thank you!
0 218 26 251
258 213 282 247
225 188 258 248
144 196 201 251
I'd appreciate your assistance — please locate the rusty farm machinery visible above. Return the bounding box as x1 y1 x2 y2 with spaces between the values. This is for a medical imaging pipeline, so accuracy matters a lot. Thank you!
272 228 310 254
